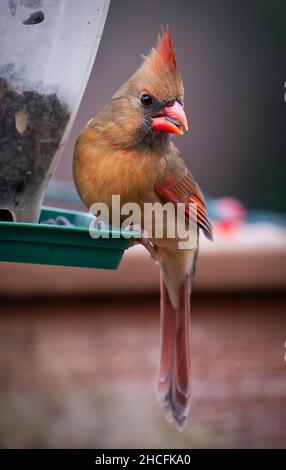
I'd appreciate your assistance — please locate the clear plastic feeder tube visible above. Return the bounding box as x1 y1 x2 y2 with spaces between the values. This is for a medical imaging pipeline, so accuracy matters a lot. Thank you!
0 0 110 222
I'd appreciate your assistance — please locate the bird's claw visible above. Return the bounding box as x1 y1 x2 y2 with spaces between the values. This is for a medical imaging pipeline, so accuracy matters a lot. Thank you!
128 225 164 263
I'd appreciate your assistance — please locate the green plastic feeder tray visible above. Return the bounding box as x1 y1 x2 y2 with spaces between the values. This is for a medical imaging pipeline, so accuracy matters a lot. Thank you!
0 207 136 270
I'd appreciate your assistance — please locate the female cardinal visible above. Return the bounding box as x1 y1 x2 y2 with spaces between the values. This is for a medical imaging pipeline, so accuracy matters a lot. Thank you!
73 28 212 429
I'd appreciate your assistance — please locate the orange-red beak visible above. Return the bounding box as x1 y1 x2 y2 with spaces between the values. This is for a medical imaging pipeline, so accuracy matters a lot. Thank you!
151 100 188 135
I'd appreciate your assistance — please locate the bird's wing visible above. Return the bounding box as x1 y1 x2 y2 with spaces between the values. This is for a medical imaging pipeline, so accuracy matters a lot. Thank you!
155 153 213 240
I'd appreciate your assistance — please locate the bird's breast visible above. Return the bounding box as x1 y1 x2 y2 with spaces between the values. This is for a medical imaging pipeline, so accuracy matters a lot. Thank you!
73 128 165 211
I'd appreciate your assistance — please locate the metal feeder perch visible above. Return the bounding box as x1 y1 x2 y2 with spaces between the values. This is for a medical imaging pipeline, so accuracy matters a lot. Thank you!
0 0 135 270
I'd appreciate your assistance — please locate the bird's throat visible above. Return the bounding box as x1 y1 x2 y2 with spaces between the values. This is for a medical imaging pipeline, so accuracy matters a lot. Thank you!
134 127 170 154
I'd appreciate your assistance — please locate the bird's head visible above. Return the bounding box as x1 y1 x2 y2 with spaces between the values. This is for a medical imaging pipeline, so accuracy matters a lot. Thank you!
105 27 188 150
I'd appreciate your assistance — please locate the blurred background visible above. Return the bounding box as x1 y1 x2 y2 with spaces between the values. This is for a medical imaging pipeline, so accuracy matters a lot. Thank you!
0 0 286 449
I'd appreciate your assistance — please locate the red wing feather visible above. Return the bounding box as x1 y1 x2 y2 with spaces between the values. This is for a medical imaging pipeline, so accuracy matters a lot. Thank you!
155 170 213 240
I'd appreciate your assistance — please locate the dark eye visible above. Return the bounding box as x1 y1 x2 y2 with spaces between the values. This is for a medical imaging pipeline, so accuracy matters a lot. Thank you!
140 94 153 107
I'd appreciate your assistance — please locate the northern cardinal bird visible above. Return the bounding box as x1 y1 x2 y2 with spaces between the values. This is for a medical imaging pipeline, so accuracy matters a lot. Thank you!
73 28 212 429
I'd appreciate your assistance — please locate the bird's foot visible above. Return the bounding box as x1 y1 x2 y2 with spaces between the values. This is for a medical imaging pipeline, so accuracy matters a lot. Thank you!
132 233 163 264
141 239 164 264
126 224 164 263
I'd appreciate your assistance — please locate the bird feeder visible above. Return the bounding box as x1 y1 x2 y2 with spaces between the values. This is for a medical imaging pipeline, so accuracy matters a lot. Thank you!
0 207 134 269
0 0 136 269
0 0 109 223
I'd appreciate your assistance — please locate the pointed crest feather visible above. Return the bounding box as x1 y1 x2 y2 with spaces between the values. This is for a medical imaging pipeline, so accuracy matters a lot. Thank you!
149 26 177 70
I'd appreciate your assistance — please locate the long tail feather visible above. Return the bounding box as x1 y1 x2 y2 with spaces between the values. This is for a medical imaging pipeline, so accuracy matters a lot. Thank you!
157 274 191 430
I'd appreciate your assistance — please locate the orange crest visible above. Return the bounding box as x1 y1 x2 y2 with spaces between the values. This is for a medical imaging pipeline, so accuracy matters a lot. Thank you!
149 26 177 70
